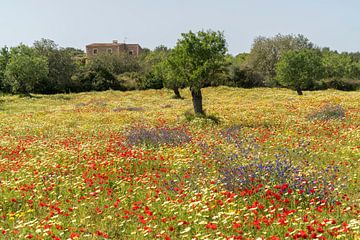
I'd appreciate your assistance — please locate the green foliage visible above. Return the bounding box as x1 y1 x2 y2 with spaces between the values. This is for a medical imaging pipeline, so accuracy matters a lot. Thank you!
138 45 170 90
220 54 264 88
153 59 185 96
247 34 313 84
137 72 163 90
346 51 360 62
0 46 10 92
93 52 140 75
232 53 249 66
33 39 79 93
72 53 141 92
4 44 49 95
62 47 85 58
3 33 360 95
73 61 120 92
321 50 359 79
170 30 228 91
117 72 143 90
227 66 264 88
276 49 324 95
140 46 169 73
89 67 119 92
320 78 360 91
167 30 228 114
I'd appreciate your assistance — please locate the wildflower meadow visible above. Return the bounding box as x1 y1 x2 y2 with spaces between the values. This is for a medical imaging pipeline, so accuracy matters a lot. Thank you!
0 87 359 239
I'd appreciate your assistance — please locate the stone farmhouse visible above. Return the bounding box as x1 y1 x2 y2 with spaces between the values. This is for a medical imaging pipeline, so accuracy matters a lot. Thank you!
86 40 142 58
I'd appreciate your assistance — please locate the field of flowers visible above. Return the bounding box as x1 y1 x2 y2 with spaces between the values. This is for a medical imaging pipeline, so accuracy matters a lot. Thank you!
0 87 359 239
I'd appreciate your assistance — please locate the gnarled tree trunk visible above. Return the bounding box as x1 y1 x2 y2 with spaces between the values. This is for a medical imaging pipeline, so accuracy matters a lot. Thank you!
173 87 181 99
190 87 204 115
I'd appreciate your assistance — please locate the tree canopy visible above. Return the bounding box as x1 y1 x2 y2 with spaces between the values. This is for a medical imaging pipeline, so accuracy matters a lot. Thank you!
0 46 10 92
4 44 49 95
33 39 78 93
246 34 314 85
276 49 323 95
0 33 359 95
321 50 360 79
167 30 228 114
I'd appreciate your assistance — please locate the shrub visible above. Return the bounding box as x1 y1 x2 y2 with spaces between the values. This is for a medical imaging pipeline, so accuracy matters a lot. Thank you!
227 66 264 88
263 77 281 88
308 104 346 121
4 45 49 95
137 72 163 90
72 63 123 92
321 78 360 91
312 79 328 90
33 39 78 94
124 126 191 147
117 72 141 90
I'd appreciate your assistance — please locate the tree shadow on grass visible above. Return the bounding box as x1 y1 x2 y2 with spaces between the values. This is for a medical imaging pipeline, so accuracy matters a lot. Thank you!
184 110 221 124
18 93 42 99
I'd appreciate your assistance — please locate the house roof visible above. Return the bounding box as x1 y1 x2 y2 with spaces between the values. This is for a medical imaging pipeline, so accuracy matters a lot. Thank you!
86 43 118 47
86 43 141 48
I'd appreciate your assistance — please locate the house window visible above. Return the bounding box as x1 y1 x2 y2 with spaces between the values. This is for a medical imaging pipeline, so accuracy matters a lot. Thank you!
107 48 113 54
93 48 98 55
129 50 133 55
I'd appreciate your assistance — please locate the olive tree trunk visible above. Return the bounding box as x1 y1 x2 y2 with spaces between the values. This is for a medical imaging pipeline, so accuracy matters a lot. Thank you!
296 87 303 95
190 88 204 115
173 87 182 99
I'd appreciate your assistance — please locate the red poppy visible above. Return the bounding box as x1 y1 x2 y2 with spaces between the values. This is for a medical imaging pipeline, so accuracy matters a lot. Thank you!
205 223 217 230
70 233 80 239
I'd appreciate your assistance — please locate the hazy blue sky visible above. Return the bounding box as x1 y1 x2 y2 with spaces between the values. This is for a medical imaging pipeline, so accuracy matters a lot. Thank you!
1 0 359 54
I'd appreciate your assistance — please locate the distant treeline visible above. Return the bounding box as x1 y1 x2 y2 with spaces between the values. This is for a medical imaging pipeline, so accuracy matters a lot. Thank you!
0 35 359 96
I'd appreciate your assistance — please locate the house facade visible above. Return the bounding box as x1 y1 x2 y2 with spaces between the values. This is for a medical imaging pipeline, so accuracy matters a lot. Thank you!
86 40 142 58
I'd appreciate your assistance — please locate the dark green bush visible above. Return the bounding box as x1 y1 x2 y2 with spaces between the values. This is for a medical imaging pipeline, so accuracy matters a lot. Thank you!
72 65 123 92
321 78 360 91
117 72 142 90
226 66 264 88
312 80 328 90
137 72 163 90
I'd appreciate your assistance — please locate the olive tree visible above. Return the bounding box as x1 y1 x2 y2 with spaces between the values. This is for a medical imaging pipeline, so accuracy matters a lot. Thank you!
321 50 359 79
246 34 313 84
155 59 185 98
4 44 48 95
167 30 227 115
33 39 78 93
276 49 323 95
138 46 170 90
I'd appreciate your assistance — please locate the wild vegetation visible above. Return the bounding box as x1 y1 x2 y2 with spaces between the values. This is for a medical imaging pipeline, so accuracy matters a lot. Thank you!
0 87 359 239
1 33 360 99
0 30 359 239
